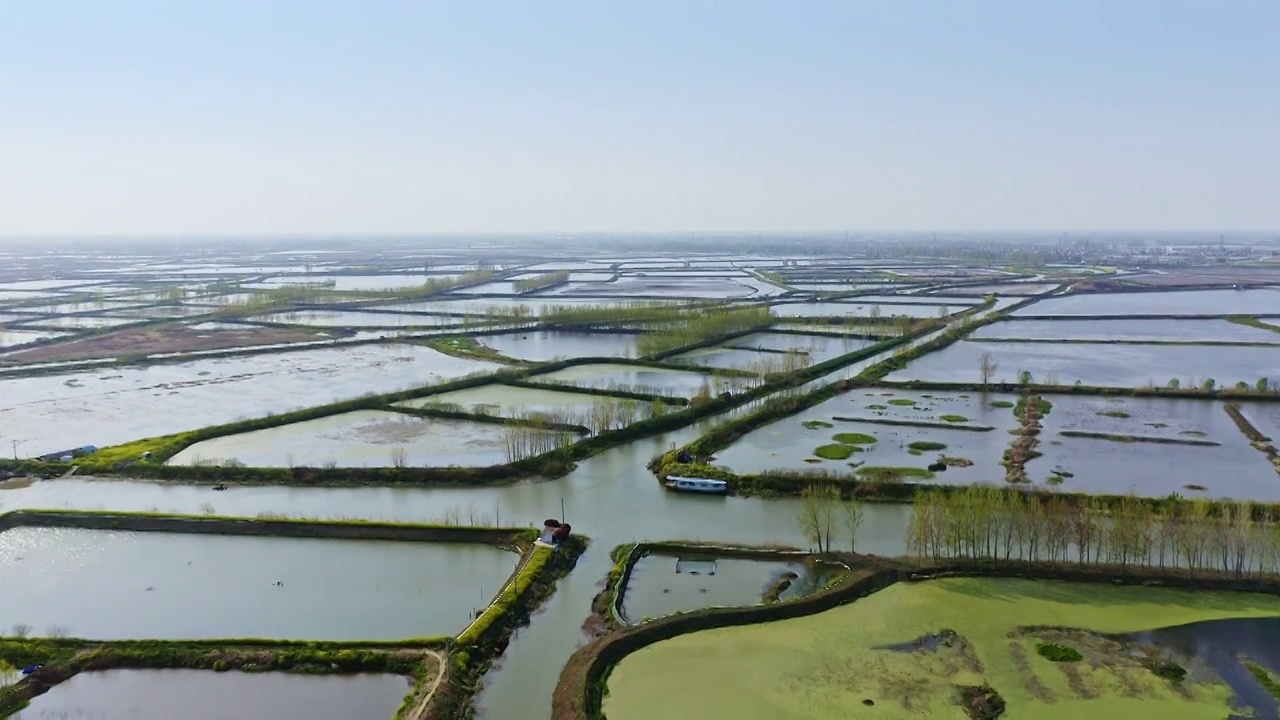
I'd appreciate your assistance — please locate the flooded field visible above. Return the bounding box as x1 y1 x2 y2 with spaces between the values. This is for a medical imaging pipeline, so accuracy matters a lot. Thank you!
15 669 411 720
0 344 499 456
1015 289 1280 316
973 318 1280 342
530 362 724 397
169 410 530 467
481 330 638 361
887 341 1280 387
603 578 1280 720
1030 395 1280 499
621 553 836 623
0 527 517 639
713 390 1018 484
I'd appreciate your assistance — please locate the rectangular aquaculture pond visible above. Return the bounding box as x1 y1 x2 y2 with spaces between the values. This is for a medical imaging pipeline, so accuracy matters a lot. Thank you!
884 340 1280 388
167 410 561 468
396 384 616 425
971 318 1280 343
0 527 518 639
529 362 726 397
0 344 500 457
711 390 1020 485
480 330 639 361
15 668 411 720
620 552 841 623
1013 289 1280 316
1029 395 1280 500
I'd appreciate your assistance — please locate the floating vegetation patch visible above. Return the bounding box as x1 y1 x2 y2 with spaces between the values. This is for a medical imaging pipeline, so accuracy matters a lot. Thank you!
908 441 948 452
1097 410 1130 419
990 401 1014 409
858 466 934 481
1036 642 1083 662
1245 661 1280 700
956 684 1006 720
940 414 970 423
888 398 917 406
814 444 858 460
866 404 888 410
801 420 833 430
879 628 962 653
832 432 878 445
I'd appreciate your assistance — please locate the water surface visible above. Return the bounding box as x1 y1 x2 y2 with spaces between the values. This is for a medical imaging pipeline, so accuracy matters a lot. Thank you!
15 669 411 720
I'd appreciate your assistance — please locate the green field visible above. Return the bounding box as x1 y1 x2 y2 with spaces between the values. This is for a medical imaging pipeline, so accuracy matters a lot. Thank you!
603 578 1280 720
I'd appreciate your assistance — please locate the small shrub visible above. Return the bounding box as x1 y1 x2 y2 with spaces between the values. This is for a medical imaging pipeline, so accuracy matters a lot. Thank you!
1145 658 1186 681
1036 642 1082 662
832 432 877 445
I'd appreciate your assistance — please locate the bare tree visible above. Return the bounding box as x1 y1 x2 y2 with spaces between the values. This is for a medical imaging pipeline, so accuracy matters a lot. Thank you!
390 447 408 469
841 496 865 553
10 624 30 638
979 352 998 387
797 484 840 552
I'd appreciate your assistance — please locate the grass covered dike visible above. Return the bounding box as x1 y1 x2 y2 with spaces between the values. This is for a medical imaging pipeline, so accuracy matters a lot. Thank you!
554 557 1280 720
0 509 588 720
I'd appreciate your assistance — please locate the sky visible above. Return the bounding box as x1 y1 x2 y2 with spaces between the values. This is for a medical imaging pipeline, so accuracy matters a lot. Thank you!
1 1 1277 235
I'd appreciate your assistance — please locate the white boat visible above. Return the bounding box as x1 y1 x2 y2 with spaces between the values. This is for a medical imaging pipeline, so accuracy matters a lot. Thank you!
665 476 728 493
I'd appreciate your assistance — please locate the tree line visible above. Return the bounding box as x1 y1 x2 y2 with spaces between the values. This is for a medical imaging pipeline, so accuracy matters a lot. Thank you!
905 485 1280 578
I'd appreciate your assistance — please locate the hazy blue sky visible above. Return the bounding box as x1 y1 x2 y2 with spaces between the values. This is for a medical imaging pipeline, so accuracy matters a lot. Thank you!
2 1 1277 235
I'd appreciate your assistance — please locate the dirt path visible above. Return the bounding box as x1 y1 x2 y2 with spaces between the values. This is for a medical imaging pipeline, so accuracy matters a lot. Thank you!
402 650 447 720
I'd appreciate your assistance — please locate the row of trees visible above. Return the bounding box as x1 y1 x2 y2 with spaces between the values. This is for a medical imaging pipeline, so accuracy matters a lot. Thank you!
905 485 1280 578
634 306 774 357
796 484 865 553
513 271 569 293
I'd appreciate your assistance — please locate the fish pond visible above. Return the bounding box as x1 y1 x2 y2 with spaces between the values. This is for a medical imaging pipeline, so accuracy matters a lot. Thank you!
0 344 499 456
168 410 542 468
1029 395 1280 499
1014 289 1280 317
480 330 638 361
972 318 1280 343
712 390 1020 485
15 669 412 720
620 552 841 624
603 577 1280 720
885 340 1280 388
397 383 609 421
0 527 518 639
529 362 723 398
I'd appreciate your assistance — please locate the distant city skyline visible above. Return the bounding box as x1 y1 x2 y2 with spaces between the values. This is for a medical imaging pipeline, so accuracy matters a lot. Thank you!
2 1 1277 235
